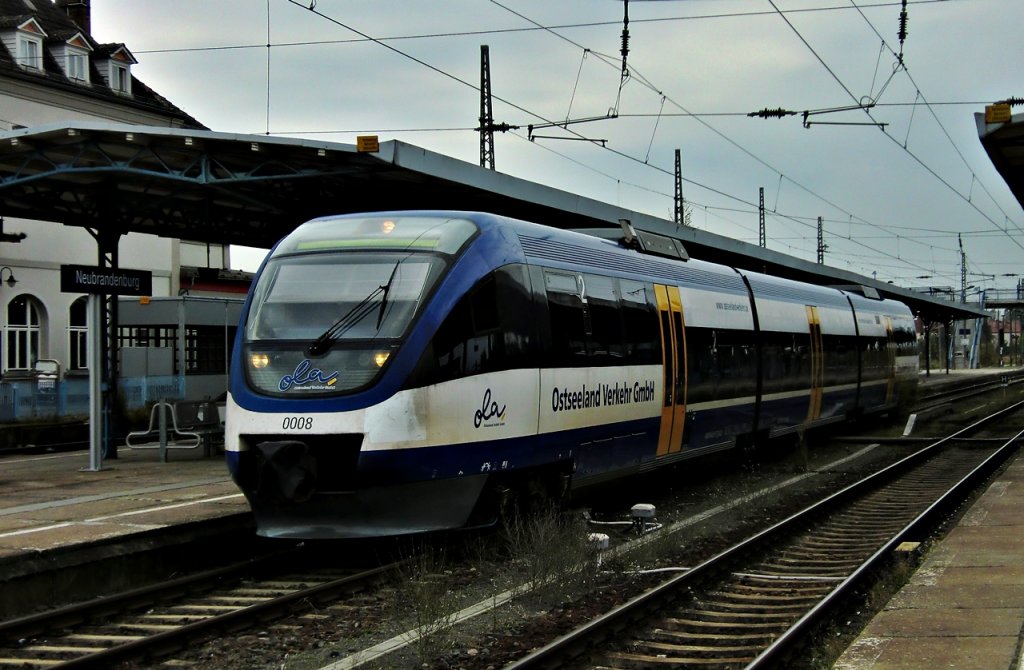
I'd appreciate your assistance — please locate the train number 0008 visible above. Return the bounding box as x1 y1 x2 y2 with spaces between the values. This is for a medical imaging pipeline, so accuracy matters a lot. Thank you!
282 416 313 430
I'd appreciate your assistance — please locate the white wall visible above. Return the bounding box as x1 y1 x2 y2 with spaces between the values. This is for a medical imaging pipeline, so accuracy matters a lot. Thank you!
1 77 193 129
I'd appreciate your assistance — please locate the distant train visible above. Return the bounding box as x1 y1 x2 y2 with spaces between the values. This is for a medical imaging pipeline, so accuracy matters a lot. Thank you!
225 211 918 539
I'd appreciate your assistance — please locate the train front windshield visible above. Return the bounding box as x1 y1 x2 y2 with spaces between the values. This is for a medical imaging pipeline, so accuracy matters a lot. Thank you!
243 215 478 396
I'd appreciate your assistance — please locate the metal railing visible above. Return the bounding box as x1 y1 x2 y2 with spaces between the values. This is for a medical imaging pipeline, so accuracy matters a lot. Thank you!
0 375 186 422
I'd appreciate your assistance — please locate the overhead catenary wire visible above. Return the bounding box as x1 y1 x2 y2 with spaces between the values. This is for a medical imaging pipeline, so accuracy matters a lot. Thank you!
133 1 954 56
767 0 1024 253
264 99 1012 134
260 0 1014 283
482 1 979 278
849 0 1022 228
485 17 890 257
565 49 590 122
265 0 271 135
511 129 943 278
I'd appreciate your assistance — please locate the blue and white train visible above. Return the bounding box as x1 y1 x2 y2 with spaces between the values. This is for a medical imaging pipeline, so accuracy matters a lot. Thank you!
225 211 918 539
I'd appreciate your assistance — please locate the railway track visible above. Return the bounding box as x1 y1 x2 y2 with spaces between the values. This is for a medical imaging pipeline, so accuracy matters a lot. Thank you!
505 399 1024 670
917 368 1024 406
0 548 397 669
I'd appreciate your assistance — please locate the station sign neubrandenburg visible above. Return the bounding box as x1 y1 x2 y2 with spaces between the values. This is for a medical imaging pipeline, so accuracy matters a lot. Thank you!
60 264 152 296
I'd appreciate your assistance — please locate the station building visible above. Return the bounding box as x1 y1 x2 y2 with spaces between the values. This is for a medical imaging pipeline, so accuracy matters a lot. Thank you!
0 0 244 419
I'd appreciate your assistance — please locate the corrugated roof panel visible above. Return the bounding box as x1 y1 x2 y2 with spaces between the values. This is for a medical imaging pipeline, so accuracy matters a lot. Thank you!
518 234 747 293
745 274 849 308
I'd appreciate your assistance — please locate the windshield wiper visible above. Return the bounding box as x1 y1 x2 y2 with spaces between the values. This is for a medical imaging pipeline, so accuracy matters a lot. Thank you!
376 262 400 331
306 263 399 357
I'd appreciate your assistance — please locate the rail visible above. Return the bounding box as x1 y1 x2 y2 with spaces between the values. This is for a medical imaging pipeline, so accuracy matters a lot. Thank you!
0 548 399 669
504 399 1024 669
749 402 1024 669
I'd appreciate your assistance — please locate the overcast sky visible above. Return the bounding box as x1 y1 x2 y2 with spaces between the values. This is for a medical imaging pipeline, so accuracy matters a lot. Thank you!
91 0 1023 296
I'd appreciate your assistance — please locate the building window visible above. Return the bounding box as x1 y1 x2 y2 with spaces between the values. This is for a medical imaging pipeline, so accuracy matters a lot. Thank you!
68 297 88 370
118 326 176 350
67 51 88 82
185 326 236 375
6 295 41 372
115 324 235 376
17 35 43 71
110 64 130 94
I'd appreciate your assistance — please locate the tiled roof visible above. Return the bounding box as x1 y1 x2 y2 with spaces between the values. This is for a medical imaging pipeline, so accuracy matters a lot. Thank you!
0 0 205 129
0 14 33 29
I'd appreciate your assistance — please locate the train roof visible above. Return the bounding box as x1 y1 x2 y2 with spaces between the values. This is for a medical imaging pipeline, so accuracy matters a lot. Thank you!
494 214 911 315
0 121 986 323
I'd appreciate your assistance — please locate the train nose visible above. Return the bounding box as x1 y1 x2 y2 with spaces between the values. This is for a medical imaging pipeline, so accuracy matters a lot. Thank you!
255 440 317 503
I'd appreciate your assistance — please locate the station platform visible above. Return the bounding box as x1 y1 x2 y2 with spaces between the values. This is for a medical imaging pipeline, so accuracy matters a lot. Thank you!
0 445 244 564
0 442 250 618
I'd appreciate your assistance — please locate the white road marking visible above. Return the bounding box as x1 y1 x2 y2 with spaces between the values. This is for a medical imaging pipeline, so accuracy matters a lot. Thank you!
0 492 243 539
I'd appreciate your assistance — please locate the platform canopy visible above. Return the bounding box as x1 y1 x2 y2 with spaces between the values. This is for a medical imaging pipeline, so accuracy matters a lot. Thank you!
977 110 1024 310
0 121 986 322
979 110 1024 211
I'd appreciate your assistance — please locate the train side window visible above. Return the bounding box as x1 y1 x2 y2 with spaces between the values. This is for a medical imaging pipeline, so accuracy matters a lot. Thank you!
686 327 713 403
686 327 757 404
417 265 535 386
432 295 473 380
583 273 625 363
620 279 660 365
545 270 588 362
539 272 659 368
761 330 811 394
894 323 918 357
824 333 858 385
489 264 534 371
545 272 578 294
861 335 888 380
714 329 757 398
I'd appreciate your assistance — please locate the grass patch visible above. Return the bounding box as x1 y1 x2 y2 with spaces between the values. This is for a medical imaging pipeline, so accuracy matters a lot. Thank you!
392 547 462 664
502 506 598 606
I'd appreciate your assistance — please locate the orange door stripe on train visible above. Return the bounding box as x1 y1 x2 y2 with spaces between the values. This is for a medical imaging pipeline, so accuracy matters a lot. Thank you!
655 284 687 456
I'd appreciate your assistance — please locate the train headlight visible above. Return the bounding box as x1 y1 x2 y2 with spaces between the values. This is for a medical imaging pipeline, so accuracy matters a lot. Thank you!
374 351 390 367
250 352 270 369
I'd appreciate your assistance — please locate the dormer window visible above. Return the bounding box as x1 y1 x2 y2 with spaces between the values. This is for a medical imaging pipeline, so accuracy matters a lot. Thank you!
96 44 137 96
56 33 93 84
11 18 47 71
17 35 41 69
110 63 129 93
67 50 87 80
